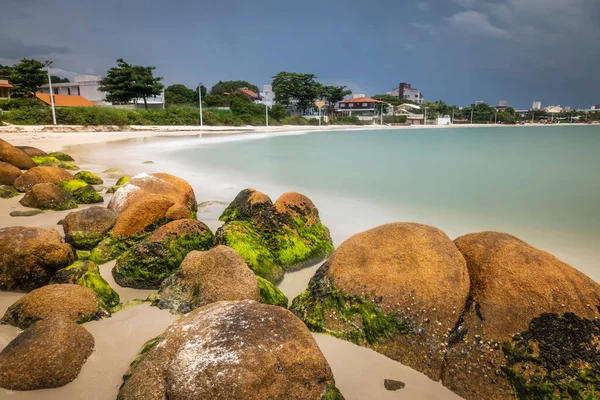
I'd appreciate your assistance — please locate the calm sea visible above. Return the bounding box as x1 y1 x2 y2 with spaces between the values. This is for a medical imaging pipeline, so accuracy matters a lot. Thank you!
88 125 600 281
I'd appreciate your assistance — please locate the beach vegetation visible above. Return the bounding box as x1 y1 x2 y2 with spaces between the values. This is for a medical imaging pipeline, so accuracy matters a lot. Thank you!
8 59 46 98
330 116 363 125
272 71 323 113
99 58 164 109
210 80 259 95
164 84 195 106
383 115 408 124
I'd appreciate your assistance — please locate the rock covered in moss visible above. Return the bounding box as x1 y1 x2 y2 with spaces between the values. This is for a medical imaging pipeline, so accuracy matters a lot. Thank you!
55 179 103 204
102 167 127 177
58 162 80 170
118 300 341 400
15 145 47 157
0 161 22 185
0 315 94 390
257 276 288 308
106 175 130 193
48 151 74 161
113 219 215 289
441 231 600 400
1 283 110 329
0 226 75 291
291 223 470 381
62 206 117 250
89 233 146 265
19 183 78 210
51 260 120 308
74 170 103 185
0 138 36 169
56 178 88 192
217 189 334 283
13 166 73 192
108 172 197 216
32 155 62 166
0 185 19 199
152 245 259 314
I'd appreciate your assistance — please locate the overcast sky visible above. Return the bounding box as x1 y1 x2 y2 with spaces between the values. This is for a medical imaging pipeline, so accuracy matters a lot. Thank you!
1 0 599 108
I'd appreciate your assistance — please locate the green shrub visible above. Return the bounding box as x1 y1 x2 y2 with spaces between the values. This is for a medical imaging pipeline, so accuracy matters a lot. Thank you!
281 116 309 125
383 115 408 124
331 116 362 125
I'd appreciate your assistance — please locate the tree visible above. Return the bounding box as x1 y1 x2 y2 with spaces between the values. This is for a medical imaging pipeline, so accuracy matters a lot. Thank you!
50 76 70 84
322 85 351 114
203 94 229 107
272 72 322 113
9 59 46 98
164 84 195 106
210 80 258 95
99 58 164 109
269 104 287 121
0 65 12 80
192 84 208 104
462 103 496 123
372 94 418 107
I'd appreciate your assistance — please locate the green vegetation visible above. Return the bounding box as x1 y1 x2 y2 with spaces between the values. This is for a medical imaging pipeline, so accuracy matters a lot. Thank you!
107 175 130 193
72 185 103 204
330 116 362 125
500 312 600 399
56 179 89 193
0 186 19 199
53 261 120 308
322 384 345 400
74 171 103 185
210 80 259 95
89 233 149 264
257 276 288 308
8 59 46 98
57 162 80 170
272 72 323 113
32 155 61 166
49 151 75 161
122 335 160 383
99 58 164 109
383 115 408 124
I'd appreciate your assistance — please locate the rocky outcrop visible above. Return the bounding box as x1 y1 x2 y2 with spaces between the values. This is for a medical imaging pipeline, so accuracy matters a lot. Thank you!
74 170 103 185
62 206 117 250
291 223 470 381
118 300 341 400
19 183 78 210
152 246 259 314
257 276 288 308
56 179 103 204
108 172 197 216
106 175 130 193
113 219 215 289
16 145 47 157
13 166 73 192
32 155 62 166
0 138 36 169
441 232 600 400
1 283 110 329
0 315 94 390
0 161 22 185
217 189 334 283
51 260 120 308
0 227 75 291
48 151 75 161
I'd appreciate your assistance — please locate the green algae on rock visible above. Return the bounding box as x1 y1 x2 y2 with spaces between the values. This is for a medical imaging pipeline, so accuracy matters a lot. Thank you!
56 179 103 204
257 276 288 308
106 175 130 194
56 178 89 193
63 206 117 250
51 260 120 308
48 151 75 162
0 185 19 199
74 171 103 185
216 189 334 283
322 384 345 400
57 162 80 170
19 183 78 211
89 232 147 265
32 155 62 166
112 219 215 289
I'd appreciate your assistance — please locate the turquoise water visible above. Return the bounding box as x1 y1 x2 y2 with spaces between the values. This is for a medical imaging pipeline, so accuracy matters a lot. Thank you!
91 125 600 280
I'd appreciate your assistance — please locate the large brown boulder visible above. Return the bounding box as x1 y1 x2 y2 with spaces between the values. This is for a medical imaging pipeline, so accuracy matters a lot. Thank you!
0 227 75 291
291 223 470 381
153 245 259 314
62 206 118 250
118 300 341 400
1 283 110 329
108 172 197 215
442 232 600 400
0 161 22 185
0 315 94 390
0 138 36 169
19 183 78 210
13 166 73 192
15 145 48 157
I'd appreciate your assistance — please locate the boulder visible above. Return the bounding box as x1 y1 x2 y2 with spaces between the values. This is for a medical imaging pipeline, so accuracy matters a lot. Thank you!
19 183 78 210
257 276 288 308
0 185 19 199
113 219 215 289
62 206 117 250
290 223 470 381
0 227 76 291
217 189 334 283
1 283 110 329
32 155 62 166
0 315 94 390
108 172 197 216
73 185 103 204
10 210 44 217
106 175 130 194
48 151 75 161
15 145 47 157
0 161 22 185
57 162 80 170
102 167 127 178
0 138 36 169
74 170 103 185
50 260 120 308
13 166 73 192
441 232 600 400
118 300 341 400
152 246 260 314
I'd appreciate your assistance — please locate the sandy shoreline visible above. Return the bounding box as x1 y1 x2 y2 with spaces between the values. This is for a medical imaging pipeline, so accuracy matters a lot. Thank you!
0 130 462 399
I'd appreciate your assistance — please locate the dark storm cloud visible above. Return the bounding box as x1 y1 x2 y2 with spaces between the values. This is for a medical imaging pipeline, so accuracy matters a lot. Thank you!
0 35 71 60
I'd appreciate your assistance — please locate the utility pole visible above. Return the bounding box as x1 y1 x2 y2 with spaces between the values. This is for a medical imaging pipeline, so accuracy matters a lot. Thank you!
471 110 474 124
452 108 455 124
45 60 57 125
424 107 427 126
494 110 497 124
162 88 165 110
380 103 383 126
266 103 269 127
318 99 322 127
198 83 203 127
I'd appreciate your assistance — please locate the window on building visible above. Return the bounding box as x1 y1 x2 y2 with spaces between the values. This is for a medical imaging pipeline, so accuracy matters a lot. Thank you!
67 88 71 95
362 103 368 107
349 103 354 108
53 88 58 95
77 87 80 96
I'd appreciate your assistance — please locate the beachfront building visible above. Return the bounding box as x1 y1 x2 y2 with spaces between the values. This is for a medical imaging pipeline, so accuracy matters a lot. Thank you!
389 82 424 104
257 84 275 106
34 93 97 107
532 100 542 110
337 95 384 120
544 105 563 114
394 103 425 125
0 80 12 100
231 87 260 102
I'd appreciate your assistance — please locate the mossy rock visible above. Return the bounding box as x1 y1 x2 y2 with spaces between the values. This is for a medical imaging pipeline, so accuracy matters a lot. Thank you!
63 206 117 250
106 175 130 194
0 185 19 199
58 162 80 170
322 384 345 400
89 232 148 264
76 251 91 260
257 276 288 308
74 171 103 185
112 220 216 289
72 185 103 204
48 152 74 162
31 155 61 166
56 179 89 193
20 183 78 211
50 260 120 308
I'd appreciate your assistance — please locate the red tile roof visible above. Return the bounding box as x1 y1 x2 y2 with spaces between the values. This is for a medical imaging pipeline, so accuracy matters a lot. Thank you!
0 83 13 88
233 88 258 98
339 97 383 103
35 93 97 107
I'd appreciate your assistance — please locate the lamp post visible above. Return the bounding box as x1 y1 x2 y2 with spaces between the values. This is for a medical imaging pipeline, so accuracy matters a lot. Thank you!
45 60 56 125
471 110 474 124
198 83 203 128
494 110 497 124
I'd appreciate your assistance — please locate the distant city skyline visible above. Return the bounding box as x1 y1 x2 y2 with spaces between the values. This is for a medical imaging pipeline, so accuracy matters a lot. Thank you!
1 0 599 109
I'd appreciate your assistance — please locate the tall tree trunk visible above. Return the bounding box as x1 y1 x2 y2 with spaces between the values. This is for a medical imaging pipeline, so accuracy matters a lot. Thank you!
143 96 148 110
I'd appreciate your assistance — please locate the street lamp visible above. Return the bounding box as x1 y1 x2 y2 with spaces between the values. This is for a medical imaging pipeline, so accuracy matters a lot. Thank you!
45 60 57 125
198 83 203 128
